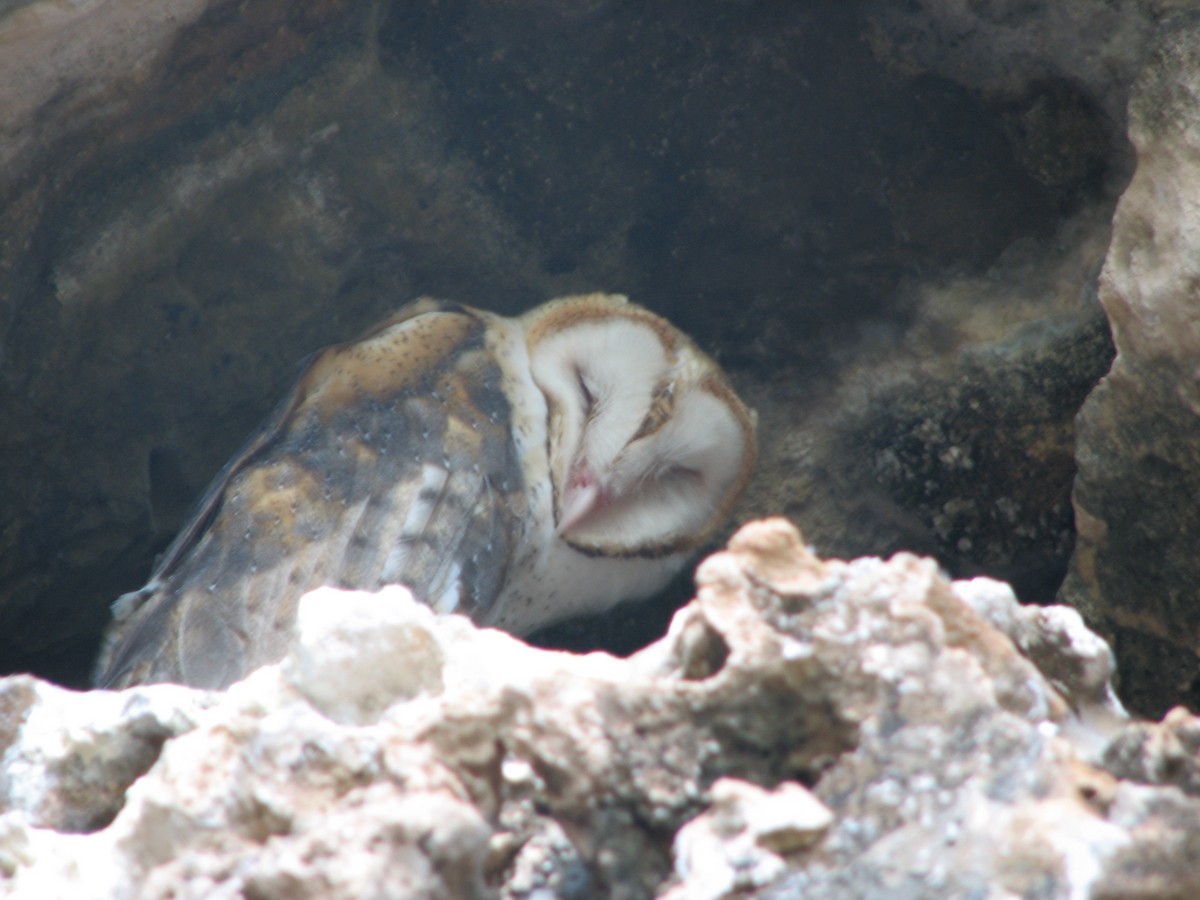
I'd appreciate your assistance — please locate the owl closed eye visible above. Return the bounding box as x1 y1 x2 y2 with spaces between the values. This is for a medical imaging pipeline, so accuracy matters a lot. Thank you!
95 293 756 690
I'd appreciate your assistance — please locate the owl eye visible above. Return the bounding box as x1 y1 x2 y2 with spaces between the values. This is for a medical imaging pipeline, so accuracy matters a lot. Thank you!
658 463 703 486
575 368 596 417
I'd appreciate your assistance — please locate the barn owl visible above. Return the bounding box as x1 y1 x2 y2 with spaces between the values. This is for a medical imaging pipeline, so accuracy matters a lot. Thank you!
95 294 756 690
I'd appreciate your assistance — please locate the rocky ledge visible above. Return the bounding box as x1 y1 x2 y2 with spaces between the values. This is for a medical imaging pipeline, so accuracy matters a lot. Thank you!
3 519 1198 898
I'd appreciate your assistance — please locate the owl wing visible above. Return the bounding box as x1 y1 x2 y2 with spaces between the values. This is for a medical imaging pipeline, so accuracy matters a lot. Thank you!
96 300 532 689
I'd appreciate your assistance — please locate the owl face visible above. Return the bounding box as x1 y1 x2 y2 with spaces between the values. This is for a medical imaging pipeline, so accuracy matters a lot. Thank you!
523 295 754 558
96 294 755 689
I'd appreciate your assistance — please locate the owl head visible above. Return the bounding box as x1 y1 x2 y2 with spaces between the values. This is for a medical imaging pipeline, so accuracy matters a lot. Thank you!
522 294 756 559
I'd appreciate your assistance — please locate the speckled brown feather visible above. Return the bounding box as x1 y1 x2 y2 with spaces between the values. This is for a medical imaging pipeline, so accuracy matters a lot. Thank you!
96 300 529 689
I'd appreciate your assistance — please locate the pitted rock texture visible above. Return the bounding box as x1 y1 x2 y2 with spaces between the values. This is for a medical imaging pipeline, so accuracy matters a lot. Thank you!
8 520 1199 899
0 677 215 834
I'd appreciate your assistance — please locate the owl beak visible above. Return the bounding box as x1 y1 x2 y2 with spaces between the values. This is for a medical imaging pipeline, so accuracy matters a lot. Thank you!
558 482 598 534
557 463 607 534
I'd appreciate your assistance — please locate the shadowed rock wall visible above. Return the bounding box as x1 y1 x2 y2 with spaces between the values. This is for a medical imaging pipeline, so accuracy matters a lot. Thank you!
0 0 1171 720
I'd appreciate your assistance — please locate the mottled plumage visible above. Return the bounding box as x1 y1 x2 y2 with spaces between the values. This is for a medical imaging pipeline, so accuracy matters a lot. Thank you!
95 294 755 689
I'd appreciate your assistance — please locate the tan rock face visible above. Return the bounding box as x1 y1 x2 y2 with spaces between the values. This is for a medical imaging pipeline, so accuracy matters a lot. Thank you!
1063 15 1200 717
8 520 1196 898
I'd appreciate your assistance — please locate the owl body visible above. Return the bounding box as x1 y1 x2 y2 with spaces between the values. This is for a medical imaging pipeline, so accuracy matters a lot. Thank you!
96 294 755 690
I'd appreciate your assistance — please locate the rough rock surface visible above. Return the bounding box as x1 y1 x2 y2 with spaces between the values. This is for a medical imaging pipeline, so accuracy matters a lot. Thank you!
863 0 1185 127
744 221 1115 607
7 519 1198 899
1062 12 1200 717
8 0 1200 890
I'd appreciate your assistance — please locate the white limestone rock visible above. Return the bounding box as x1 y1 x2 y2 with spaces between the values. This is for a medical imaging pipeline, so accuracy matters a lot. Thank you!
3 518 1200 898
669 778 832 900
